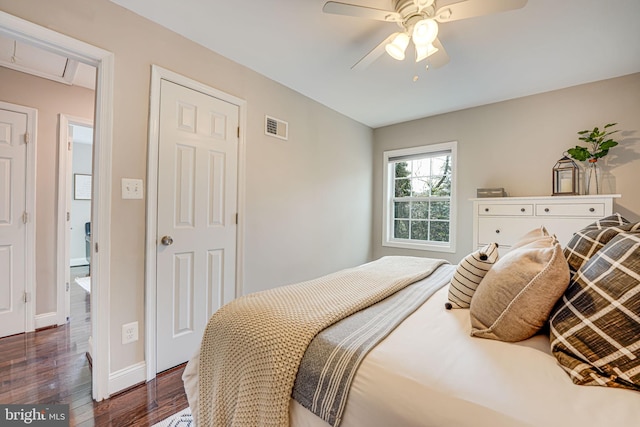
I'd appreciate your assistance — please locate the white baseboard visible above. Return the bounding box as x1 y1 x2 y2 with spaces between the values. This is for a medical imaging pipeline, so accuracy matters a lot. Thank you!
71 257 89 267
109 361 146 395
35 312 58 329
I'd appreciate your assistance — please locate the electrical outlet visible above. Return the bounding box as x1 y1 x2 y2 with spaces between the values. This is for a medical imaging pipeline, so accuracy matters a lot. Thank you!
122 321 138 344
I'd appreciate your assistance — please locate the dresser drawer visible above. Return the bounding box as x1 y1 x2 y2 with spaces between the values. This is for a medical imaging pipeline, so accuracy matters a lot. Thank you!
478 204 533 216
477 217 540 247
535 203 605 217
473 195 619 255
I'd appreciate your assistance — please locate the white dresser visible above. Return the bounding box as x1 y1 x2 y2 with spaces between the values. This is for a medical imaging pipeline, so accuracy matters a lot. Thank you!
472 195 620 254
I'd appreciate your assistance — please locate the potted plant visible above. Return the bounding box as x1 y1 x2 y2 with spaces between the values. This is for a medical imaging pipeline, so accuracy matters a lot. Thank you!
567 123 619 194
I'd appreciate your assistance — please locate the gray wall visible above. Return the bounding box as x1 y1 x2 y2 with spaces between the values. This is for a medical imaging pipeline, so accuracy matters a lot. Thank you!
0 0 373 375
373 73 640 263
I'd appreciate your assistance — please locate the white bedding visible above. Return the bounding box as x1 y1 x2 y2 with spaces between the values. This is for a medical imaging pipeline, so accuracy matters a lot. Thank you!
186 265 640 427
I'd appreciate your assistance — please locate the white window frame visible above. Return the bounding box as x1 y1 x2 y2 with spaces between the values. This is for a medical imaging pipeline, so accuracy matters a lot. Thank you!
382 141 457 253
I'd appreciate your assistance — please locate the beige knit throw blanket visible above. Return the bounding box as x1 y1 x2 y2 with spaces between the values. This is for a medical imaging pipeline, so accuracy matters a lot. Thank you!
197 256 446 427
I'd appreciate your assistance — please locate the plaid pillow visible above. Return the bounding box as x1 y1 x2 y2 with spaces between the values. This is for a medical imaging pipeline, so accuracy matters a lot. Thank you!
445 242 499 309
550 231 640 391
563 214 639 277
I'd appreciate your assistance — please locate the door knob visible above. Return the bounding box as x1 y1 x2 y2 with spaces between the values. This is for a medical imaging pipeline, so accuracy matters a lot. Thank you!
161 235 174 246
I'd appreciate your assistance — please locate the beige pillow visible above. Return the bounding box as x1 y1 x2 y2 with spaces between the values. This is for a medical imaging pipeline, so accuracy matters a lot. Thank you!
510 226 549 250
470 236 570 342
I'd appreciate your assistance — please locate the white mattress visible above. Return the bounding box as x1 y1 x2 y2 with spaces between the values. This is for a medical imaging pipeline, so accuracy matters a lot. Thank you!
290 281 640 427
186 269 640 427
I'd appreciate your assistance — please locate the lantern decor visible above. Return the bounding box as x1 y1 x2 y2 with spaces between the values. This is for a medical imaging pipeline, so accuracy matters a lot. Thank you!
552 155 580 196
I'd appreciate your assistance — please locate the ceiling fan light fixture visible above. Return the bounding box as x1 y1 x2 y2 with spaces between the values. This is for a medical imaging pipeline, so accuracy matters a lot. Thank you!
413 0 434 9
412 19 438 46
385 32 410 60
437 8 452 21
415 43 439 62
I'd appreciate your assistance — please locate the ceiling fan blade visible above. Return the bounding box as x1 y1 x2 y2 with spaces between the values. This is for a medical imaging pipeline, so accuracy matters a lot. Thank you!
351 32 399 70
323 1 402 22
427 38 450 68
434 0 527 23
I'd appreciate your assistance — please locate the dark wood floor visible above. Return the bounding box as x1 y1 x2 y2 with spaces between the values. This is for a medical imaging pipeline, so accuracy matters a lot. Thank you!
0 267 189 426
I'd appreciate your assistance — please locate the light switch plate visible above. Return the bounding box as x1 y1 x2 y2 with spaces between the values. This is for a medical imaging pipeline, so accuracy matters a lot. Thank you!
121 178 143 199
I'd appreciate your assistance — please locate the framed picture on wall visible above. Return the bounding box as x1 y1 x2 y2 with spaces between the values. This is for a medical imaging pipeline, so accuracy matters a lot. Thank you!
74 174 92 200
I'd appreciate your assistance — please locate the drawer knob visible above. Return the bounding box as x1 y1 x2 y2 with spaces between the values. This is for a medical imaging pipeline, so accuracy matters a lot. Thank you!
544 208 550 212
495 229 500 234
484 208 489 212
589 207 595 212
520 208 525 212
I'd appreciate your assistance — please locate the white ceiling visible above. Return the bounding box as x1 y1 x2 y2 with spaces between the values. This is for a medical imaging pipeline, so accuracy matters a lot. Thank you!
111 0 640 128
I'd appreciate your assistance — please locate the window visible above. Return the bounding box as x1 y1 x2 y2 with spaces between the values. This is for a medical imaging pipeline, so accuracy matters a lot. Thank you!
382 141 456 252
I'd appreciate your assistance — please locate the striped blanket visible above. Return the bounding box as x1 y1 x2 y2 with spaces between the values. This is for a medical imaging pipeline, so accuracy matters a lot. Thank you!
292 265 453 426
196 256 447 427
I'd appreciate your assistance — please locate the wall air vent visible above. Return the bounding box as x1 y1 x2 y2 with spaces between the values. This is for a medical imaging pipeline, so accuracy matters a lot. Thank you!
265 115 288 140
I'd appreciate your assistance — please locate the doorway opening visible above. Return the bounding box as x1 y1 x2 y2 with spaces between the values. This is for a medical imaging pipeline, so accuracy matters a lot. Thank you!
64 119 94 363
0 10 114 400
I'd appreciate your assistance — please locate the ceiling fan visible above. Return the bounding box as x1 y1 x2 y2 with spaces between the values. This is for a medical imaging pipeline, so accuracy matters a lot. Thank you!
323 0 528 70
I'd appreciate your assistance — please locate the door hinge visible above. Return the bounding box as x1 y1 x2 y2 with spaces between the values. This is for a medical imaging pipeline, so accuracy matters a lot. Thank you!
67 212 70 221
22 211 28 224
95 242 98 253
24 132 30 144
237 127 240 138
66 282 70 291
23 292 30 303
68 141 72 151
235 213 238 224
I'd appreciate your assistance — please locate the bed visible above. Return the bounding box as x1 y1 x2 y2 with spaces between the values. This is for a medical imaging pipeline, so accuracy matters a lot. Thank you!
183 215 640 427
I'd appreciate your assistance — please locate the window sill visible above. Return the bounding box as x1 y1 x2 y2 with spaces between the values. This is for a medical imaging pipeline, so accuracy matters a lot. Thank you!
383 240 455 253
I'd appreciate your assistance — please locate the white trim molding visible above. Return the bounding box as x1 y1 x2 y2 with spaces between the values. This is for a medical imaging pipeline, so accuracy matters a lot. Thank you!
145 65 247 381
70 258 90 267
108 361 146 395
0 10 115 401
34 312 57 330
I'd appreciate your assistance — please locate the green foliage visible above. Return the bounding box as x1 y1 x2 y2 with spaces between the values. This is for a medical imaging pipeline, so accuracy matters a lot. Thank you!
567 123 619 162
430 157 451 196
392 157 452 243
394 162 411 197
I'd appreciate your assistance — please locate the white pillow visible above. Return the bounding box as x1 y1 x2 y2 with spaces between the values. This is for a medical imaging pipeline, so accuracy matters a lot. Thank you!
445 242 499 309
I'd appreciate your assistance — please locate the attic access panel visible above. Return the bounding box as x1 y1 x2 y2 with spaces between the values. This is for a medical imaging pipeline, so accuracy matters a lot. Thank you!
0 34 96 89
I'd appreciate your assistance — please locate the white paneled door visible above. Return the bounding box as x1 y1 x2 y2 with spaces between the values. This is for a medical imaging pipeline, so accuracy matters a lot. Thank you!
156 80 239 372
0 106 27 338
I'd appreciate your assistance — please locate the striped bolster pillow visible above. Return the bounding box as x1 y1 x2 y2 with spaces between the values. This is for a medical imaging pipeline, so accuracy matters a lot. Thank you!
445 242 499 309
